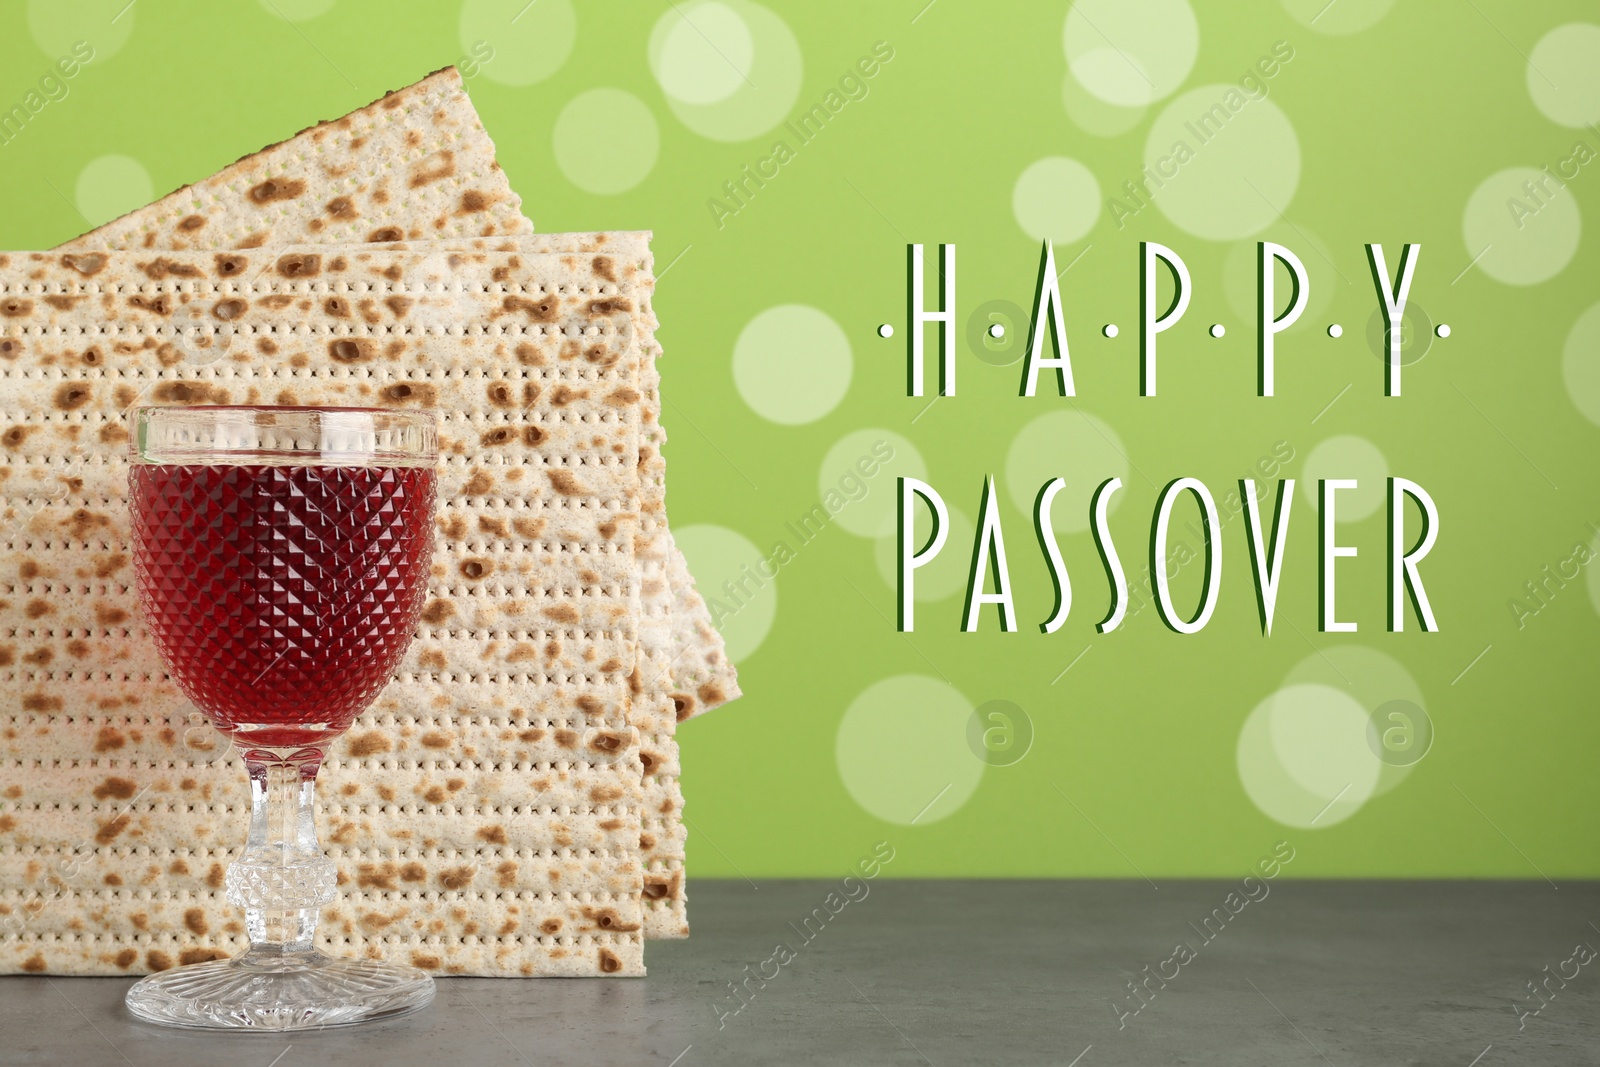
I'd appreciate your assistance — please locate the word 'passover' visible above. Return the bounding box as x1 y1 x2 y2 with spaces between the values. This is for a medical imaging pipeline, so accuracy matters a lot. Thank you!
897 476 1438 636
905 240 1422 397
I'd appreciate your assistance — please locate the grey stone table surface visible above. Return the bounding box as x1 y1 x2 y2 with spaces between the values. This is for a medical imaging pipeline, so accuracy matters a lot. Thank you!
2 880 1596 1066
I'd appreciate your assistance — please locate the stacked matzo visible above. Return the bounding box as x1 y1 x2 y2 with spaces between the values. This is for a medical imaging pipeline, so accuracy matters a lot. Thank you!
0 68 737 974
56 67 740 721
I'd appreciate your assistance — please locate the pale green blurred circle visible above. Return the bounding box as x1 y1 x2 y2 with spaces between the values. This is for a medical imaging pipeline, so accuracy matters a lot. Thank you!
648 0 801 142
1558 304 1600 426
75 154 153 228
733 305 852 425
1222 221 1337 324
1528 23 1600 128
1285 645 1426 797
1145 86 1300 241
1060 71 1145 137
459 0 576 87
1280 0 1395 35
837 675 982 825
873 505 972 604
1462 167 1580 286
258 0 335 21
1299 435 1388 522
818 429 926 538
29 0 134 62
1237 683 1380 829
552 88 659 195
1063 0 1198 106
1012 157 1102 244
1004 410 1129 531
673 523 775 662
654 0 753 106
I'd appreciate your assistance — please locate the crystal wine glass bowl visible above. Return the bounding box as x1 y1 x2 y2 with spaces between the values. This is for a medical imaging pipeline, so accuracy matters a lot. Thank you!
122 406 439 1031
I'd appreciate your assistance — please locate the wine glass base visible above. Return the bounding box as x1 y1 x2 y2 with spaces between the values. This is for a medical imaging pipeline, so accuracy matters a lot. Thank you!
125 949 435 1032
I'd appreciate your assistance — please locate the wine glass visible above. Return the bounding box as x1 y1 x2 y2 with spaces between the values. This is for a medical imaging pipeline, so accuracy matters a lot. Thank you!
122 406 439 1030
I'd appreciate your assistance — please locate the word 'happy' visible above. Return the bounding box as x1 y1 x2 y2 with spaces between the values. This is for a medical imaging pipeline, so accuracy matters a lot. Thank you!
904 240 1424 397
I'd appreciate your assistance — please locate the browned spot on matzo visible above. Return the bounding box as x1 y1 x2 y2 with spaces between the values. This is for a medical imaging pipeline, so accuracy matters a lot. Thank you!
249 177 307 203
409 149 455 188
547 470 584 495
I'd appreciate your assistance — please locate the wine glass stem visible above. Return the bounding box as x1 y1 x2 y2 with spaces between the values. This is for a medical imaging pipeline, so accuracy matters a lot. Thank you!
227 753 337 959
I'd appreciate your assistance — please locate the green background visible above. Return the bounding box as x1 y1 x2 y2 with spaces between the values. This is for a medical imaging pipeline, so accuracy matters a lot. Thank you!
2 0 1595 879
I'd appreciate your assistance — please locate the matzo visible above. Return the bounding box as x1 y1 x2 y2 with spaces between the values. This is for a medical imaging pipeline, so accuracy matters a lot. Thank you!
55 68 529 250
0 246 650 975
56 68 738 717
45 68 737 950
390 233 697 936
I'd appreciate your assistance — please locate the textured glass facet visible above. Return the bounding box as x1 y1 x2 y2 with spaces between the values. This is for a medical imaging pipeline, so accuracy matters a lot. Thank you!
128 464 436 747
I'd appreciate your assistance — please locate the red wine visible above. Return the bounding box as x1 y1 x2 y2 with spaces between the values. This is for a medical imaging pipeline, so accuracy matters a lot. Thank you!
129 463 436 748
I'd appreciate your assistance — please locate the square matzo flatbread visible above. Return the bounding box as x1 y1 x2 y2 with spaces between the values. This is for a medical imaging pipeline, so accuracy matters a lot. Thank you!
0 245 649 975
389 232 702 936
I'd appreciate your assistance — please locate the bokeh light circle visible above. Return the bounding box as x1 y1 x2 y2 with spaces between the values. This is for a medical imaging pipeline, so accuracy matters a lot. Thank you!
837 675 982 825
552 88 660 195
1063 0 1199 107
1005 411 1129 530
1144 86 1301 240
1462 167 1580 286
818 429 926 538
648 0 802 142
733 305 852 424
